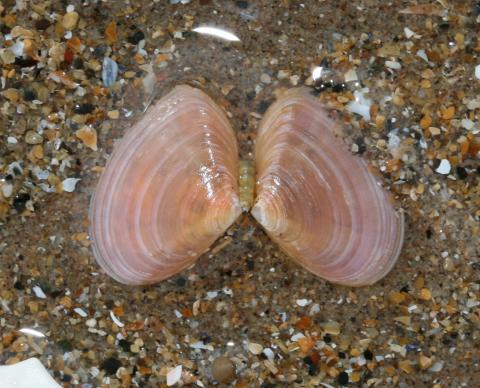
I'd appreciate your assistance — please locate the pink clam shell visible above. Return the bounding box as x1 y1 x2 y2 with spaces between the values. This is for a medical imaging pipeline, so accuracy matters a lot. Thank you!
90 85 241 285
252 88 404 286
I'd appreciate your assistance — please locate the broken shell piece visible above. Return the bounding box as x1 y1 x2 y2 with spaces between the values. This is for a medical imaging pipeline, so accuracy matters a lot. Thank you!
0 358 61 388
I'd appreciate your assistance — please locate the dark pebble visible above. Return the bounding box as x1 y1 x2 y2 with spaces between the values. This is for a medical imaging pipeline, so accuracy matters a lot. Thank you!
128 30 145 45
338 371 349 385
235 0 249 9
426 228 433 239
256 100 271 114
307 364 318 376
323 334 332 343
355 137 366 154
15 57 38 68
118 339 131 352
456 166 468 180
406 344 420 352
101 357 122 375
338 351 346 359
246 258 254 270
363 349 373 360
35 19 51 30
313 80 333 93
23 89 37 101
57 339 74 353
175 276 187 287
13 193 30 213
246 90 256 101
1 24 11 35
72 57 84 69
49 289 62 298
13 280 24 290
302 356 314 366
62 375 72 382
386 118 395 132
332 83 346 92
260 383 275 388
74 103 95 115
93 45 107 58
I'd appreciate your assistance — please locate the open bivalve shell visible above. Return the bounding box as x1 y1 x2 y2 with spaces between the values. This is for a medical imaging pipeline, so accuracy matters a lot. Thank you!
252 88 404 286
90 86 404 286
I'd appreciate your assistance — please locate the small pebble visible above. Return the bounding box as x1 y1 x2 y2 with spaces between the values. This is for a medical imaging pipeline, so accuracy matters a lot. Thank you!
107 110 120 119
248 342 263 355
0 49 15 64
386 60 402 69
404 27 414 38
25 131 43 145
76 126 98 151
296 299 311 307
74 307 87 317
128 30 145 45
475 64 480 80
211 356 236 383
62 12 79 30
23 89 37 101
235 0 249 9
322 321 341 335
13 193 30 213
102 57 118 87
260 73 271 84
456 166 468 179
338 371 349 385
461 118 474 130
74 103 95 114
35 19 51 30
419 355 433 369
85 318 97 328
101 357 121 375
2 184 13 198
344 68 358 82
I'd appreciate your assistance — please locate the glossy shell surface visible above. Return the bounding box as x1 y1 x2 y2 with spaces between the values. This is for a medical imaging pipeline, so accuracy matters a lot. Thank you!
252 88 404 286
90 85 241 285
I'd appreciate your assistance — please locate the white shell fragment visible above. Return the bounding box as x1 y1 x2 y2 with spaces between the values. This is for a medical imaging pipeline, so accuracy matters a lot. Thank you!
346 88 372 121
435 159 451 175
0 358 61 388
32 286 47 299
167 365 183 386
62 177 80 192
